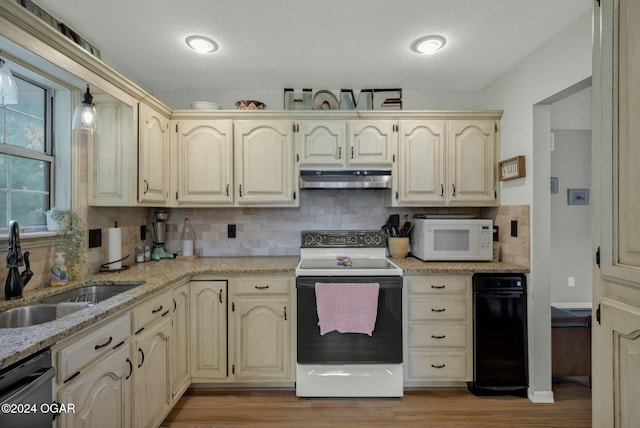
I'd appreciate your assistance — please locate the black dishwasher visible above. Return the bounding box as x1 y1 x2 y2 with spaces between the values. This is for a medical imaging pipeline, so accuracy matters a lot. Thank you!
469 273 527 396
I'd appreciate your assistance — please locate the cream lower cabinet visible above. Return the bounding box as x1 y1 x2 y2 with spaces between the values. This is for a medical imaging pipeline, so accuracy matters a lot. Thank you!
190 276 294 385
392 119 498 207
54 313 132 428
172 119 234 206
230 277 292 382
190 280 228 381
170 280 190 399
234 120 298 207
132 289 174 428
56 343 132 428
404 275 472 386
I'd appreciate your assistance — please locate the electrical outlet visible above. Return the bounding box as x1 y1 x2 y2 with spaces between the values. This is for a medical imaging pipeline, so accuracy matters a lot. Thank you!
228 224 236 239
568 276 575 287
140 225 147 241
88 229 102 248
493 226 499 242
510 220 518 237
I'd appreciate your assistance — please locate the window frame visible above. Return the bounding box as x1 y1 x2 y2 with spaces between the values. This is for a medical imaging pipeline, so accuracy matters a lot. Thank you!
0 69 57 235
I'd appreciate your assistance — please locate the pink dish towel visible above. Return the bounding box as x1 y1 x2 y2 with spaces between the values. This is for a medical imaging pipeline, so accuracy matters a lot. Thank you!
315 283 380 336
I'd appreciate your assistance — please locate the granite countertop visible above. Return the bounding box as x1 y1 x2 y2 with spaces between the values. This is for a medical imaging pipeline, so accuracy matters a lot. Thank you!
0 255 528 369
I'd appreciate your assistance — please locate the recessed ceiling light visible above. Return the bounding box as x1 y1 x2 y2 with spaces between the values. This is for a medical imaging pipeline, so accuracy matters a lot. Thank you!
411 35 446 55
185 35 218 54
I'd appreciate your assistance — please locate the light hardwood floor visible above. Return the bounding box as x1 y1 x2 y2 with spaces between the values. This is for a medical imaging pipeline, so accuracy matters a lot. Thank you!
161 378 591 428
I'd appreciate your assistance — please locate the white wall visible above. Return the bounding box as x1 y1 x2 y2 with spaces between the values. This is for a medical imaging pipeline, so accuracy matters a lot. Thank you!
550 87 592 306
479 11 592 401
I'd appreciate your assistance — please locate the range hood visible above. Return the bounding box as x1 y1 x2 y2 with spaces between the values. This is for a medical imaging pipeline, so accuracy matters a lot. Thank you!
299 170 392 189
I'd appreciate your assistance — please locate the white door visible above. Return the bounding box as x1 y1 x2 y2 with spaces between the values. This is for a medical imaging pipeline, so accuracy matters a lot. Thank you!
593 1 640 426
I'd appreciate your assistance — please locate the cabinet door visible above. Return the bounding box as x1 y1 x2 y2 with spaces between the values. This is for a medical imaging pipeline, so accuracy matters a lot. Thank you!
133 316 172 428
175 120 233 205
297 120 346 168
190 281 227 380
139 102 170 204
347 120 396 167
234 120 297 206
395 121 446 205
447 120 497 205
88 94 136 206
171 282 190 399
231 297 290 381
57 344 132 428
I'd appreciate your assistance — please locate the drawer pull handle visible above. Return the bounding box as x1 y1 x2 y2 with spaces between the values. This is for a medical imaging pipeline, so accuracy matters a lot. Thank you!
431 285 446 289
94 336 113 350
431 364 446 369
431 308 446 313
255 285 270 290
125 358 133 380
152 305 163 314
161 310 170 317
138 348 145 368
431 335 446 339
173 298 177 312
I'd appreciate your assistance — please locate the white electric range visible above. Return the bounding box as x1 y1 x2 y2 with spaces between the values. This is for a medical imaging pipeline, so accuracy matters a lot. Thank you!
295 230 403 397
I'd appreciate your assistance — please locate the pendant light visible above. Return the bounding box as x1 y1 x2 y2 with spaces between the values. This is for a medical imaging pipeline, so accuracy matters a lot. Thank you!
72 85 97 132
0 57 19 105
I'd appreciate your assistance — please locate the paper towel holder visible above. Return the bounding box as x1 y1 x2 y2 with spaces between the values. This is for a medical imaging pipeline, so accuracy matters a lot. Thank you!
99 255 131 272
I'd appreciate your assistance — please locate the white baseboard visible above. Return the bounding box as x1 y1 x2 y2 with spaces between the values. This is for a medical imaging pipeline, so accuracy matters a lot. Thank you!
528 388 555 403
551 302 592 309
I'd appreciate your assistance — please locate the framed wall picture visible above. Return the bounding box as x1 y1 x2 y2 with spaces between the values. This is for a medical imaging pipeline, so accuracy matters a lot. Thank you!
550 177 559 194
567 189 589 205
499 156 526 181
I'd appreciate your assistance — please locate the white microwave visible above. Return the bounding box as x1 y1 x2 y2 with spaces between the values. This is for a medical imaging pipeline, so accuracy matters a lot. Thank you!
411 219 494 261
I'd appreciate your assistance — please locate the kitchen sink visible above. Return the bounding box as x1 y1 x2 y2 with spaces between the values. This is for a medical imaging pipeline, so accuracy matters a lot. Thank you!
0 303 90 328
40 282 145 304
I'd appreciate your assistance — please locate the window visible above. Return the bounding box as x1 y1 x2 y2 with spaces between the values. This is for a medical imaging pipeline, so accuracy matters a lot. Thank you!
0 75 53 229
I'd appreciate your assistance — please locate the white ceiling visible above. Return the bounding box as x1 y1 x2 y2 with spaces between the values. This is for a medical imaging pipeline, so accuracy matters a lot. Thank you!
34 0 591 108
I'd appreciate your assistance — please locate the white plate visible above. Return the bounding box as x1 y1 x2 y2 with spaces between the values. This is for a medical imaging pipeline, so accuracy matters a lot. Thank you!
191 101 222 110
312 90 339 110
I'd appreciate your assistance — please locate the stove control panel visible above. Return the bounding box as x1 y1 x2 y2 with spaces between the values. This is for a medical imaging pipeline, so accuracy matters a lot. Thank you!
301 230 386 248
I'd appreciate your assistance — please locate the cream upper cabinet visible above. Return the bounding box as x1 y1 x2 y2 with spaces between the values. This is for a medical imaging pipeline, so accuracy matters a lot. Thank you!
234 120 298 207
296 120 346 168
447 120 497 205
139 102 170 205
392 119 498 207
346 120 396 167
88 93 137 206
190 280 227 381
173 119 233 206
395 120 446 205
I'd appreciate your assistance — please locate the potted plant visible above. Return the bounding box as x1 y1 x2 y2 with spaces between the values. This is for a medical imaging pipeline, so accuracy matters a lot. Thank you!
51 209 86 281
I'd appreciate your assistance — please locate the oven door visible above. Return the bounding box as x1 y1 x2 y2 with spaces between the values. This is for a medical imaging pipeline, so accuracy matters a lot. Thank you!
296 276 402 364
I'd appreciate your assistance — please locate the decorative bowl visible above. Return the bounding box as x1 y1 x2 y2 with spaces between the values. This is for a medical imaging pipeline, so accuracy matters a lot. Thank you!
191 101 222 110
235 100 266 110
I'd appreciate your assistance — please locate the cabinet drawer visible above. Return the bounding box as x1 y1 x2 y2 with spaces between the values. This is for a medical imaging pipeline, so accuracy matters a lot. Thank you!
408 323 467 348
132 290 173 333
233 277 290 295
57 313 130 383
407 351 468 380
408 296 467 321
407 276 470 295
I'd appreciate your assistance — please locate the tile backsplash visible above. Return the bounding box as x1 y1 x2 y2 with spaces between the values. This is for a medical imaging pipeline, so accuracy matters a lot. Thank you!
1 187 529 297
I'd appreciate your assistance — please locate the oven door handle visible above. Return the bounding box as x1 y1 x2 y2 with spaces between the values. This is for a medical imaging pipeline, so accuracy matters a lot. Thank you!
0 367 55 405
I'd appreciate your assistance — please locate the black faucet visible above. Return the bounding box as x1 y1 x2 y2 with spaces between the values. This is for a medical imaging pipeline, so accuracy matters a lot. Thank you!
4 220 33 300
